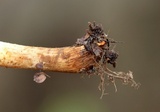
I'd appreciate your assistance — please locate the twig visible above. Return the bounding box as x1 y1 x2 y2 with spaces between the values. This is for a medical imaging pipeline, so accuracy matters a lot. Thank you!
0 41 95 73
0 22 140 97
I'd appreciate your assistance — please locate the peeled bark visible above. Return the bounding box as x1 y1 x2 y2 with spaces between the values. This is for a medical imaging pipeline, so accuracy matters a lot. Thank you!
0 41 95 73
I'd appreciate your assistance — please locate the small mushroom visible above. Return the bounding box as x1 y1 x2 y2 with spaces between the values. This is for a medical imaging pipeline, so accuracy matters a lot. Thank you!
35 62 44 70
33 72 49 83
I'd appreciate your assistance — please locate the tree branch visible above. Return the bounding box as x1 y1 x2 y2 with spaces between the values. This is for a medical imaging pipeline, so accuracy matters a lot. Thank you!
0 41 94 73
0 22 140 97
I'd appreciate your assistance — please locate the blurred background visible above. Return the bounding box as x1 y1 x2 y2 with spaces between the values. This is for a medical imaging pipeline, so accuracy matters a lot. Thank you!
0 0 160 112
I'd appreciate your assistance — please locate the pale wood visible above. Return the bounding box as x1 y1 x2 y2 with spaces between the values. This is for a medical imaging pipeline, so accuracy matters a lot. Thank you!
0 41 95 73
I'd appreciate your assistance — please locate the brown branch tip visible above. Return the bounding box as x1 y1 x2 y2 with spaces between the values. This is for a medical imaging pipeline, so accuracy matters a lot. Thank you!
0 22 140 98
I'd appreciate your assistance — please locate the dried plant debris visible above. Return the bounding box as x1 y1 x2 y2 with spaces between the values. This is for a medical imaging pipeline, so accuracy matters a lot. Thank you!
76 22 140 99
76 22 118 67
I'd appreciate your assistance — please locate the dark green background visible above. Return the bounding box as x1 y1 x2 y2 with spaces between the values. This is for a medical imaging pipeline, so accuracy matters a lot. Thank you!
0 0 159 112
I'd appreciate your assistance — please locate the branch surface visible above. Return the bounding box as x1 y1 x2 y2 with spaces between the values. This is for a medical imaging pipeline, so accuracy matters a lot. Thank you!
0 41 94 73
